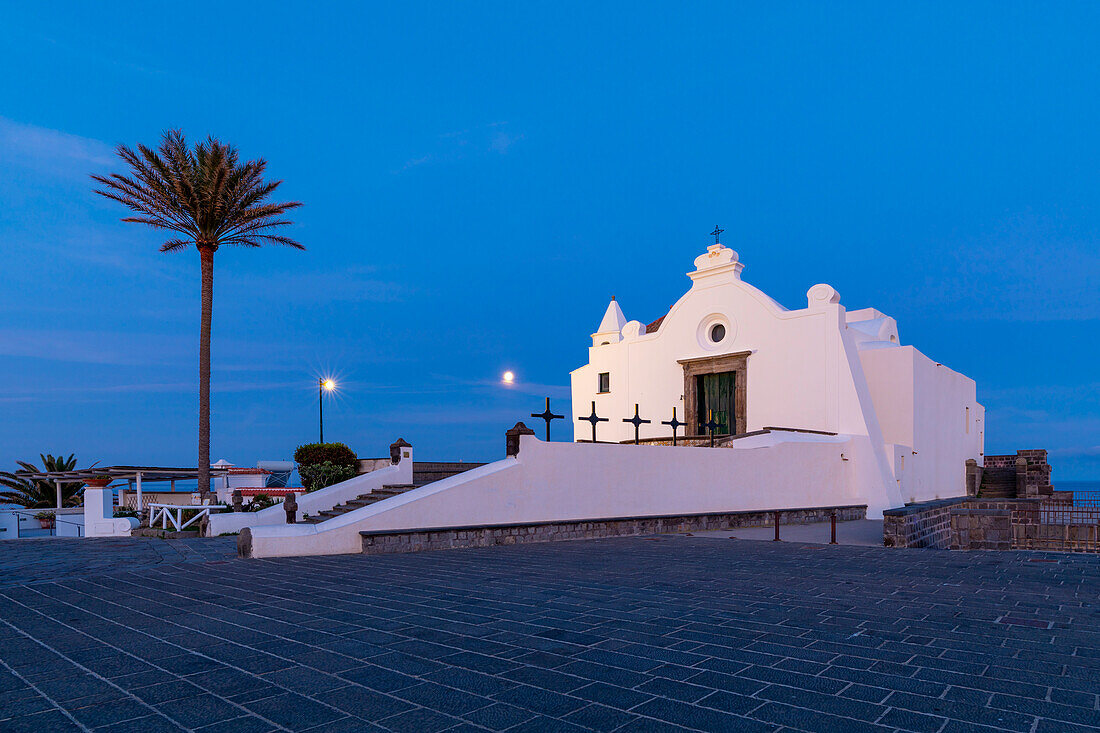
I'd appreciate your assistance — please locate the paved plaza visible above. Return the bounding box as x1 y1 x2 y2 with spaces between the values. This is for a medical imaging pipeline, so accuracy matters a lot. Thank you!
0 535 1098 733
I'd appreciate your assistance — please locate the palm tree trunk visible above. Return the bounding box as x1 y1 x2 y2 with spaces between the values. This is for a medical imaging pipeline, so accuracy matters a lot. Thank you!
198 246 214 494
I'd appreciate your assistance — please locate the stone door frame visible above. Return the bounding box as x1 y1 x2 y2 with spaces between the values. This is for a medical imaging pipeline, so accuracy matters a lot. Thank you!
678 351 750 436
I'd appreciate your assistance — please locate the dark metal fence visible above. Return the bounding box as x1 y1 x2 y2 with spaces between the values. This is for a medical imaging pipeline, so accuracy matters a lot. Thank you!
1011 497 1100 552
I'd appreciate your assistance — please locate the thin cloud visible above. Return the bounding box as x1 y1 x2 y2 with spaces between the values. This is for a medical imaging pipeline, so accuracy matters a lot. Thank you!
399 122 524 172
490 131 524 154
432 374 571 400
0 116 114 176
369 406 531 426
1049 445 1100 458
0 379 308 402
228 267 410 304
0 328 189 365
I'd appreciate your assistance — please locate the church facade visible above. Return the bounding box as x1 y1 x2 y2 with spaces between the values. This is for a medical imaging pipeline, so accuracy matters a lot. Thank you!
570 241 984 506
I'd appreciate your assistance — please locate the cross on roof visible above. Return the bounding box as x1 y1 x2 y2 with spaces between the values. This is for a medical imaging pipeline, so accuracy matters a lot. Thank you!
577 401 609 442
710 225 724 244
661 407 684 446
531 397 565 441
622 404 652 445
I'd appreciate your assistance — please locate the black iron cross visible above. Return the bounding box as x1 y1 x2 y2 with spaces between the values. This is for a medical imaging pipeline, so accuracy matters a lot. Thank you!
578 400 608 442
530 397 564 441
661 407 684 446
704 412 727 447
622 404 651 445
710 225 724 244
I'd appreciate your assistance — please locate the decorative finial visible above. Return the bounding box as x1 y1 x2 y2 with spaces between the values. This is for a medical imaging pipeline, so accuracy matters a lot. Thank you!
611 295 615 301
710 225 724 245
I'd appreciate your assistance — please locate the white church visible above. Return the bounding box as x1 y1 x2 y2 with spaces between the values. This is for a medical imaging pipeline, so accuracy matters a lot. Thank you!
571 239 984 510
230 237 987 559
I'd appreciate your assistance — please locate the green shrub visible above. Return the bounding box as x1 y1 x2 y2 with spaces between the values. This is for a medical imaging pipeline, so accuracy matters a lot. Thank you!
294 442 357 467
299 461 358 492
113 507 139 519
248 494 277 511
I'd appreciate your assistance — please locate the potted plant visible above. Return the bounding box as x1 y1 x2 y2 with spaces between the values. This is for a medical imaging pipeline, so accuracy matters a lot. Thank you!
34 510 55 529
84 475 112 489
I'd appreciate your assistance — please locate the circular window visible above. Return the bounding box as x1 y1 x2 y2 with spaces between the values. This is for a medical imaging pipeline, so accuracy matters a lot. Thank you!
696 314 735 350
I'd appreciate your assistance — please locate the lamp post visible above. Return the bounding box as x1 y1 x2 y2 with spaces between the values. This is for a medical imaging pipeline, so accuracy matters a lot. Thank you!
319 378 336 443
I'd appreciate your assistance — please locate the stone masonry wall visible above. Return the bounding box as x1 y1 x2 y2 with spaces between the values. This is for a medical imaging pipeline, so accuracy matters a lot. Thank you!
360 505 867 556
882 498 969 548
883 497 1044 550
985 450 1053 497
950 508 1013 550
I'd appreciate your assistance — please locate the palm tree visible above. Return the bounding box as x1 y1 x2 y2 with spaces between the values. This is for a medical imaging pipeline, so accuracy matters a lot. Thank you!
0 453 86 508
92 131 303 493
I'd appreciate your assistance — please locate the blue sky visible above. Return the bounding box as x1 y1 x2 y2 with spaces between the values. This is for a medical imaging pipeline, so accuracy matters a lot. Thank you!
1 2 1098 478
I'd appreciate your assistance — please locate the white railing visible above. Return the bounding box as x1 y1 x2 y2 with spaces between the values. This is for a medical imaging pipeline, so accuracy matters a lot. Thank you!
148 503 227 532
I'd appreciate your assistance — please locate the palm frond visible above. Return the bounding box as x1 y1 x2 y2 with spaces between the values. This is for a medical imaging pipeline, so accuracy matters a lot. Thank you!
92 130 302 253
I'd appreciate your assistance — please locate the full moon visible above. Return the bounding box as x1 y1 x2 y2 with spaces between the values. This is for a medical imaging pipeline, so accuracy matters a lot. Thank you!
502 371 515 384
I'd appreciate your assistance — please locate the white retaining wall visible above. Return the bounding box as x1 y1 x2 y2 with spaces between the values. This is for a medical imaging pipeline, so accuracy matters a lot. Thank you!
245 430 889 559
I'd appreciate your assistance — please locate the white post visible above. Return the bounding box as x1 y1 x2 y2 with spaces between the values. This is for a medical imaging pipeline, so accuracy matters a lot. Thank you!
135 472 143 516
55 479 62 510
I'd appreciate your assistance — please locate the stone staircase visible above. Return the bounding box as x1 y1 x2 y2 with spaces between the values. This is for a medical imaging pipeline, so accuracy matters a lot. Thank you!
978 467 1017 498
301 462 485 525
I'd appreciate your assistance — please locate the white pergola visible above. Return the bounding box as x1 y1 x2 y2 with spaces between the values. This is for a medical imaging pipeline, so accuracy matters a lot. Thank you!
15 466 231 510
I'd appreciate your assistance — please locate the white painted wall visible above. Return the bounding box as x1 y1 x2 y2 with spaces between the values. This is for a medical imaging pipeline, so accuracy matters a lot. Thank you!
245 431 889 559
207 447 413 536
83 488 138 537
0 509 16 539
860 346 983 503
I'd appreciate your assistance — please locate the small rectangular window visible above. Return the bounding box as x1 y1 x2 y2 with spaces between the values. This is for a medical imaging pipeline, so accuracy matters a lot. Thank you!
597 372 610 393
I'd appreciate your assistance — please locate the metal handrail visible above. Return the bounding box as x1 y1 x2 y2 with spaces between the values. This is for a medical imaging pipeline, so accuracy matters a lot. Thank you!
10 509 83 538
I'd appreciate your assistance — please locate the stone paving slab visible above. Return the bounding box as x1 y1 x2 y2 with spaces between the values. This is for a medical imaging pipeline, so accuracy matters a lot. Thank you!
0 535 1098 732
0 537 238 587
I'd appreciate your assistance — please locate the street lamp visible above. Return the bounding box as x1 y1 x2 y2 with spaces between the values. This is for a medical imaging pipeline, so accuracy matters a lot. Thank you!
319 378 336 443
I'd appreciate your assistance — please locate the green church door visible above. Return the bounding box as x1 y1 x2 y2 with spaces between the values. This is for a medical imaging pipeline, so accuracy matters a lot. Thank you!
695 371 735 435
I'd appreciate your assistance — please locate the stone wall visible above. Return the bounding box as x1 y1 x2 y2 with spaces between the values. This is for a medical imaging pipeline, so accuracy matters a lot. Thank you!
882 498 969 548
883 497 1044 550
950 507 1012 550
360 505 867 556
984 450 1053 497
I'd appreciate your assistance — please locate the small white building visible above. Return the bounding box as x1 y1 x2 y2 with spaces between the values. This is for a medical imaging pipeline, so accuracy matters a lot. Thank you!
570 241 984 506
